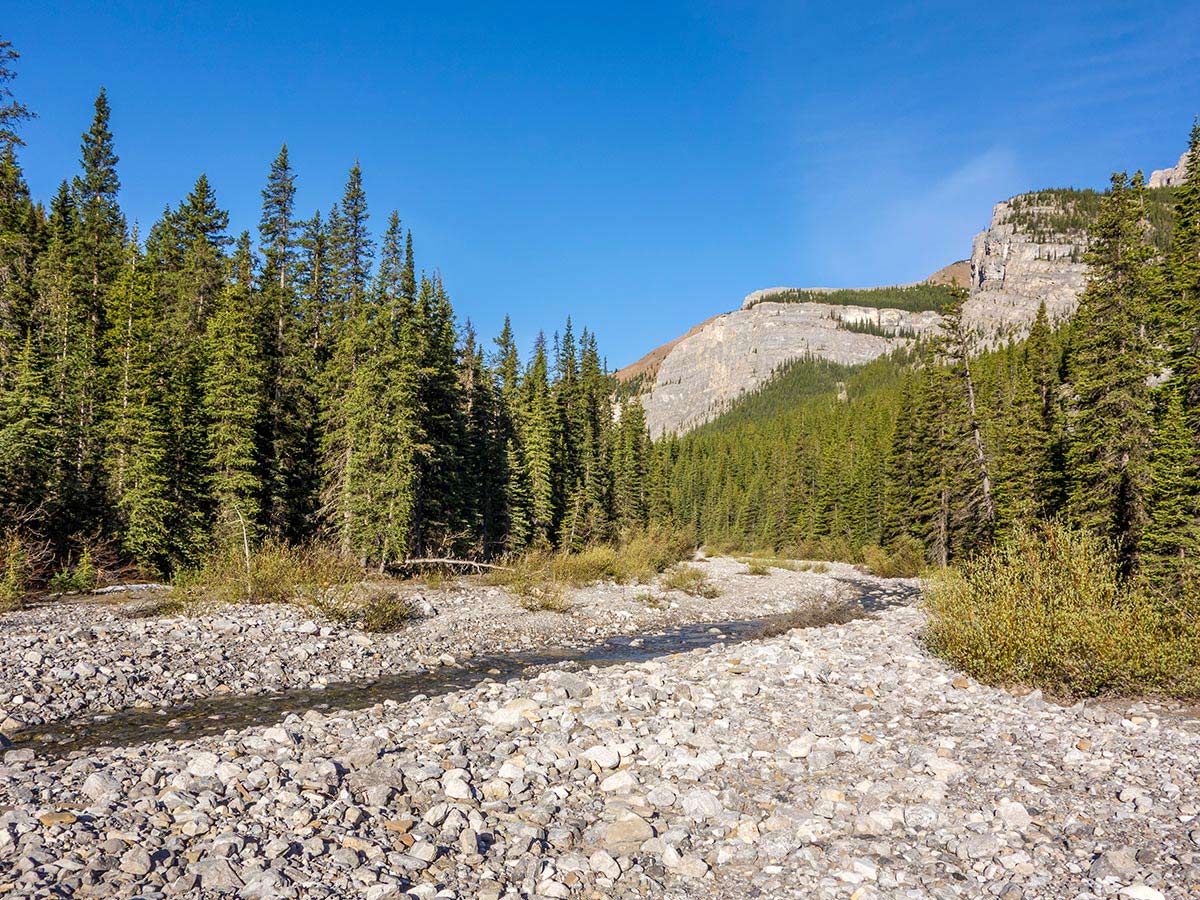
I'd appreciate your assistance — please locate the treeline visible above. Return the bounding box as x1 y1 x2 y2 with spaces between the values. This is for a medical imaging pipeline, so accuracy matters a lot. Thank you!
747 284 954 313
653 122 1200 593
0 44 654 575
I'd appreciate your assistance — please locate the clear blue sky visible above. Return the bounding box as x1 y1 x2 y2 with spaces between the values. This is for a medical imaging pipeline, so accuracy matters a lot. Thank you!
7 1 1200 367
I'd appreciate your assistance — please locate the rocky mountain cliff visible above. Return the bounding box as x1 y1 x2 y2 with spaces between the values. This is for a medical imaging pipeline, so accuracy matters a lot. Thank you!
640 301 942 436
624 152 1185 437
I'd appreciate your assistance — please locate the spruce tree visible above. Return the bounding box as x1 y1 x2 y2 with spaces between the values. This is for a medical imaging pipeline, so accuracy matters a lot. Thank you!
1066 172 1156 573
1142 387 1200 592
0 35 35 147
104 242 174 569
203 234 266 546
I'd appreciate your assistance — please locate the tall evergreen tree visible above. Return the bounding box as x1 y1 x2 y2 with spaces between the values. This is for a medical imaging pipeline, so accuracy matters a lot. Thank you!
203 234 266 546
1066 172 1156 573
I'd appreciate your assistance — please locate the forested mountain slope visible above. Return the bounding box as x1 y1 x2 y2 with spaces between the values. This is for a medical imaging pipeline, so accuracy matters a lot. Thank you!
623 172 1184 437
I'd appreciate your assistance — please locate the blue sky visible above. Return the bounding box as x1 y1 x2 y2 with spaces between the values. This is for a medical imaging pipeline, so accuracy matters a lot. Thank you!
7 1 1200 367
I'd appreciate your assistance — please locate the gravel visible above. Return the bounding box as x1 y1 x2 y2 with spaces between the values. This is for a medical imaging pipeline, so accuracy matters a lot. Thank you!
1 559 1197 898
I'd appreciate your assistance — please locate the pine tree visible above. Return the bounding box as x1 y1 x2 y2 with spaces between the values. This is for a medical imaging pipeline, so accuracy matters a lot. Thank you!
103 242 174 569
0 145 40 389
257 145 314 538
320 166 375 555
522 333 556 547
1162 119 1200 422
0 35 35 147
0 335 54 522
1142 387 1200 592
1066 172 1156 573
410 273 467 555
614 399 649 530
203 234 266 547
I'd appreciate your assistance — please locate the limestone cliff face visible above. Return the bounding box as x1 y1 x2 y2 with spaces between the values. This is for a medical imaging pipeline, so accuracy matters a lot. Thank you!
1150 149 1190 188
962 197 1089 336
631 151 1186 437
641 302 941 436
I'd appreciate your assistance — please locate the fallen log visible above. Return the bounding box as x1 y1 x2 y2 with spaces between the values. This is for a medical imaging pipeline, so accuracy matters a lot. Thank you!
394 557 513 571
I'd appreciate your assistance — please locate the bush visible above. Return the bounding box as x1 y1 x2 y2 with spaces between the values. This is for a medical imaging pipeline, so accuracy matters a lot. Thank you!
172 540 360 608
49 547 99 593
354 587 415 633
661 563 721 598
743 562 771 576
0 530 33 611
859 536 925 578
924 523 1200 698
487 526 696 609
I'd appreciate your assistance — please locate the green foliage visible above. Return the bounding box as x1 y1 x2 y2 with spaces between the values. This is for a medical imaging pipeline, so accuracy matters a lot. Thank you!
746 284 955 313
1003 186 1177 252
858 536 925 578
924 523 1200 698
171 540 359 608
49 546 97 593
0 528 32 610
661 563 720 598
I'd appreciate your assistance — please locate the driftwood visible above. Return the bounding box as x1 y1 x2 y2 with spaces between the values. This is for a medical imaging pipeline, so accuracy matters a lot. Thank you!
92 583 171 594
395 557 513 571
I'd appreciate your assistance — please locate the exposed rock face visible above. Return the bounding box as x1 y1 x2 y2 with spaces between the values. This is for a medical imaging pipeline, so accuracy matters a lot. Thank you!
642 302 941 436
630 150 1186 436
963 197 1089 336
1149 149 1190 188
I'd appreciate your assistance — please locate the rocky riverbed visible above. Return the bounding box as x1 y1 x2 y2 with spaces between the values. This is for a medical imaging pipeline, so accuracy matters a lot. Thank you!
0 557 875 736
1 560 1198 899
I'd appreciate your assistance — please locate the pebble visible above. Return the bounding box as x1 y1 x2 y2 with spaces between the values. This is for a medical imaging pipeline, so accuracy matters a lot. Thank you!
1 562 1195 898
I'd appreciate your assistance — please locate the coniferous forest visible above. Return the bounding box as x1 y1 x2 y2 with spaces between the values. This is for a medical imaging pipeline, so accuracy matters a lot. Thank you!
0 40 653 577
1 31 1199 611
654 124 1200 596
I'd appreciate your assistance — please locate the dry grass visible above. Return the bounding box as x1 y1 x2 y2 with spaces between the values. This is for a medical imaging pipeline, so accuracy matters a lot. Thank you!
858 537 925 578
661 563 721 598
924 523 1200 699
486 526 696 611
168 542 423 631
742 561 771 576
171 540 360 608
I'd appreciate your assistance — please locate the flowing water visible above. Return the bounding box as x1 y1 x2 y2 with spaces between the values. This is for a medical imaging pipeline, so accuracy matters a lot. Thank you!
9 594 896 758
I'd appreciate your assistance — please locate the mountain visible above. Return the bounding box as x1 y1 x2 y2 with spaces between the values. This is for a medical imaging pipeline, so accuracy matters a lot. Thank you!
621 166 1182 437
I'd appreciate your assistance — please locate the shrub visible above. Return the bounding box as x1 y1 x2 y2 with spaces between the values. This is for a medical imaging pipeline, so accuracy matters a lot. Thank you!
0 530 33 611
661 563 720 598
743 562 771 576
49 547 99 593
355 587 415 632
487 525 696 609
173 540 360 608
924 523 1200 698
859 536 925 578
810 562 830 574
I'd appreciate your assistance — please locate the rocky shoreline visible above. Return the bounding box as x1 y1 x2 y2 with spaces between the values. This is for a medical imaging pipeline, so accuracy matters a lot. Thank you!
0 557 877 736
2 560 1198 899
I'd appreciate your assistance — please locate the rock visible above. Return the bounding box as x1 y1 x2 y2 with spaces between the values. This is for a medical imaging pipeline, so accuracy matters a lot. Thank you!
188 751 221 778
602 815 654 856
997 801 1032 830
583 745 621 770
194 857 243 890
681 788 723 821
588 849 621 880
1120 886 1166 900
1091 848 1139 879
81 772 122 801
676 854 710 878
38 810 77 827
600 770 637 794
119 845 152 876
